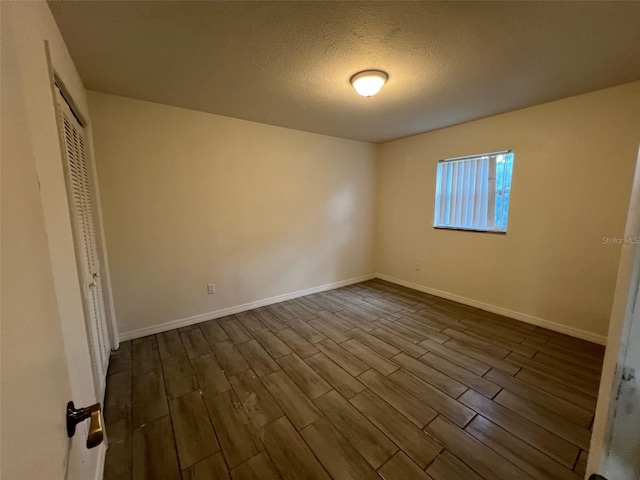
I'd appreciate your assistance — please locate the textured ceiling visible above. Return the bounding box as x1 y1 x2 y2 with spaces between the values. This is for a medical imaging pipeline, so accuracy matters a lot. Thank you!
49 1 640 143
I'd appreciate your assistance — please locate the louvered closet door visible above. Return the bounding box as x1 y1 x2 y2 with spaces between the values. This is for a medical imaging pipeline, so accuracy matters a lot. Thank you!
56 87 110 396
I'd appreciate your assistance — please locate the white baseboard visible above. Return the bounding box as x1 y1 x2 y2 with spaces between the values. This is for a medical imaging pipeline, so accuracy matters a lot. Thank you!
119 271 607 345
119 274 376 341
375 273 608 345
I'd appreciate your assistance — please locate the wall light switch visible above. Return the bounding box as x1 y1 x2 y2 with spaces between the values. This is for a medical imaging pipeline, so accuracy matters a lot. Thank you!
207 283 215 295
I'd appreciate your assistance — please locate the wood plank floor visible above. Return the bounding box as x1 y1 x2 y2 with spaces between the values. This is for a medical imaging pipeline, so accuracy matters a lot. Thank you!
103 279 604 480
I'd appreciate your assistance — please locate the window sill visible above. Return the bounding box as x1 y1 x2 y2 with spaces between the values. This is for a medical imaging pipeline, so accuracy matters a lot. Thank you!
433 226 507 235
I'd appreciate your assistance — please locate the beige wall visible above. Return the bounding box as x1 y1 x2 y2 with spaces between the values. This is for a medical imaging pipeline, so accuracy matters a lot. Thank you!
88 92 377 338
376 82 640 342
1 1 105 478
92 84 638 342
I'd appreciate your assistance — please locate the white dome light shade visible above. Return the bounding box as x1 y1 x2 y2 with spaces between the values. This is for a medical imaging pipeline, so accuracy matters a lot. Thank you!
350 70 388 97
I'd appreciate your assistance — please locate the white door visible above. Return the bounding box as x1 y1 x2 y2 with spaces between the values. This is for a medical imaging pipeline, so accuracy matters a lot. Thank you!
589 227 640 479
56 85 111 398
604 284 640 478
1 6 107 478
588 147 640 480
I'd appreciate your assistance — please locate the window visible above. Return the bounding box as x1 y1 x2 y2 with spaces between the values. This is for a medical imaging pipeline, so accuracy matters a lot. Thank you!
434 150 514 233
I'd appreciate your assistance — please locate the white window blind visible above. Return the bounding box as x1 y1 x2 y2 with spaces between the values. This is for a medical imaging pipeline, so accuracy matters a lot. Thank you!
434 150 514 232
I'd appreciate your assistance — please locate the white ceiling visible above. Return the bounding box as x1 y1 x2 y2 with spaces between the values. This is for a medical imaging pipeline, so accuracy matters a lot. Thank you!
49 1 640 143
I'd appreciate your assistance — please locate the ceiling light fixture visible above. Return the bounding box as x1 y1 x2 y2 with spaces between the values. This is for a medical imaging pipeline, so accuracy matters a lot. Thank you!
350 70 388 97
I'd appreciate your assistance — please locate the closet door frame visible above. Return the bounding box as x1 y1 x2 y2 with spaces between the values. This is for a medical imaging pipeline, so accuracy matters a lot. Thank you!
53 74 116 398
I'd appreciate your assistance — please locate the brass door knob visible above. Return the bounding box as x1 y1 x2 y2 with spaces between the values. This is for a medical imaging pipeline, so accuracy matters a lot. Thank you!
66 401 104 449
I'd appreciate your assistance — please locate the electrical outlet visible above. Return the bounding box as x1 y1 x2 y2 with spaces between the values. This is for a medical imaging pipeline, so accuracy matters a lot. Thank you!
207 283 215 295
415 263 421 271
